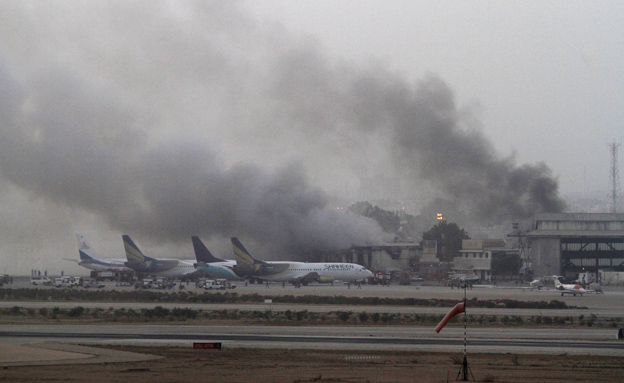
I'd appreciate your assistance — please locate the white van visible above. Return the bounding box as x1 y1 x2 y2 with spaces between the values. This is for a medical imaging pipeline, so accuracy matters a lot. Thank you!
30 276 53 286
204 280 225 290
55 276 74 288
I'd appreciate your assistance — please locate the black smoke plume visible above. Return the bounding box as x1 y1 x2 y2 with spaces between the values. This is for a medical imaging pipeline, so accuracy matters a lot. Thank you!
0 2 564 262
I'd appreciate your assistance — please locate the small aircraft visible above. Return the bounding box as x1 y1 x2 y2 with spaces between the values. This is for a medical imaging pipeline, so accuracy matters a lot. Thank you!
448 273 481 282
67 234 133 272
231 237 373 285
529 279 544 290
551 275 588 296
122 235 196 278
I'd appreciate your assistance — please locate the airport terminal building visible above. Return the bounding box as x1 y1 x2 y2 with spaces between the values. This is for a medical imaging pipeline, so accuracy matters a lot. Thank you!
330 213 624 284
523 213 624 281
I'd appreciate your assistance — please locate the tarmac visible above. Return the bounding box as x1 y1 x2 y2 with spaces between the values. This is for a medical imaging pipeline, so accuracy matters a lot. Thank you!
0 342 162 367
3 277 624 366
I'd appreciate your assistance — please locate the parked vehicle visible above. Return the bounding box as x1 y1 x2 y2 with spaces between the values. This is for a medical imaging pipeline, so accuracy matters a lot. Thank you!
204 279 236 290
30 276 53 286
366 272 391 285
95 271 115 281
55 276 76 288
204 280 225 290
81 278 105 288
155 277 175 289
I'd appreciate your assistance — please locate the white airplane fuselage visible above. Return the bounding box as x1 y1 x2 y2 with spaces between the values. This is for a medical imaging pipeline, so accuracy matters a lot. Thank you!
78 258 130 272
143 259 197 278
552 275 586 296
556 283 586 295
256 261 373 283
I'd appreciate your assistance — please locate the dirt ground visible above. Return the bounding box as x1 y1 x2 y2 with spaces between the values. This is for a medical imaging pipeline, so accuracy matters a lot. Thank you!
1 347 623 383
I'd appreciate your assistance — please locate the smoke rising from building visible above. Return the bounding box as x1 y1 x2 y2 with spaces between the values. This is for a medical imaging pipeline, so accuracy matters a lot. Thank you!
0 2 564 266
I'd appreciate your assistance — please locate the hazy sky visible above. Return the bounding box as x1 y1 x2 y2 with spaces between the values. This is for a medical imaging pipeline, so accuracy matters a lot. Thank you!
245 1 624 196
0 1 622 275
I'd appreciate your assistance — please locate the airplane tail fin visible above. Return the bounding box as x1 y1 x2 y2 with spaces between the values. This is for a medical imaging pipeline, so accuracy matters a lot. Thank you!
192 236 225 263
123 235 153 263
231 237 263 265
552 276 562 288
76 234 96 261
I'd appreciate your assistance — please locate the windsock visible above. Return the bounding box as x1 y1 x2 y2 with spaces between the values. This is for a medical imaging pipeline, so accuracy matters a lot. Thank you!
434 301 466 333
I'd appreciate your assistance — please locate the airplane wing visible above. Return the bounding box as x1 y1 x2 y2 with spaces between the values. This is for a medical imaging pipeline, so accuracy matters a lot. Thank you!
285 272 321 284
298 272 320 282
291 272 335 284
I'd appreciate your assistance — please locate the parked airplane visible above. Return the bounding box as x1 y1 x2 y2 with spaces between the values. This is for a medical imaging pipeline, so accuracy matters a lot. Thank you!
529 279 544 290
231 237 373 284
552 275 588 296
122 235 196 278
191 236 240 280
67 234 133 272
448 273 481 282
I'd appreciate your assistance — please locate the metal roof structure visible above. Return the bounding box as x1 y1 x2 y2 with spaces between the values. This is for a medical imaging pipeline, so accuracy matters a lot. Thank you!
520 213 624 278
526 230 624 238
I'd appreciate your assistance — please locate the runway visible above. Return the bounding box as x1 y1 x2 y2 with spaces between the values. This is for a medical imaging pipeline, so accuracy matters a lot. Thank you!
2 279 624 358
1 324 623 356
0 299 621 318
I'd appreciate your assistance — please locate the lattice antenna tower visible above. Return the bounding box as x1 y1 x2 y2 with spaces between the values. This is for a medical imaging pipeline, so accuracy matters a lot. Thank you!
608 140 621 213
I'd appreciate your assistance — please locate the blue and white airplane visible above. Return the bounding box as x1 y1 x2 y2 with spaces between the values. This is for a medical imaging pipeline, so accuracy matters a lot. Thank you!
69 234 133 272
191 236 241 280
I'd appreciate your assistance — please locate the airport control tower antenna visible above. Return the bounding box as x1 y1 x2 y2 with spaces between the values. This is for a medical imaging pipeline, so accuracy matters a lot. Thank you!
608 140 621 213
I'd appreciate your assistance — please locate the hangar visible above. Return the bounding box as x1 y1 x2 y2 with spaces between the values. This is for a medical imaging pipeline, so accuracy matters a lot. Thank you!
522 213 624 280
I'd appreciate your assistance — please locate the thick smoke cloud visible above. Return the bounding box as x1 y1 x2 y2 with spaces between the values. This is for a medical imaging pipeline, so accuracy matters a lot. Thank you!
0 58 384 257
0 1 564 266
265 48 565 222
387 76 566 222
264 50 565 223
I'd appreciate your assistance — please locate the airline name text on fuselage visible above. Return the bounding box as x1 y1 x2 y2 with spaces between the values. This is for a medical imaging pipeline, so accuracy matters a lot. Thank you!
323 264 355 271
